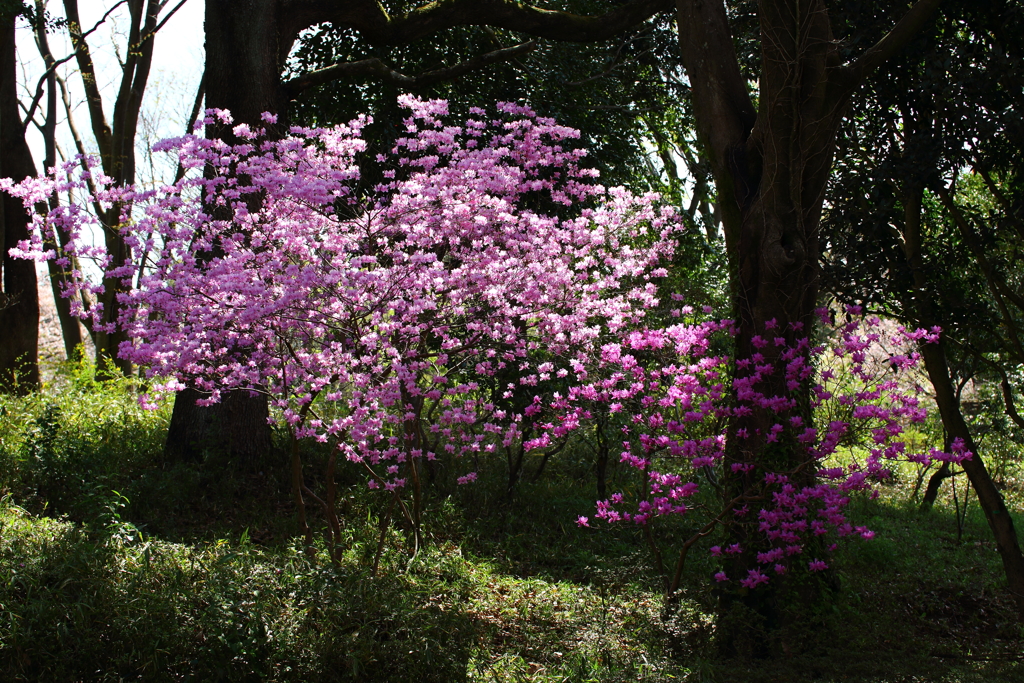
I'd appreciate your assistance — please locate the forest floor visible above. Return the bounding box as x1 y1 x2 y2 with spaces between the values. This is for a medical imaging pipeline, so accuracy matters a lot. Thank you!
1 363 1022 682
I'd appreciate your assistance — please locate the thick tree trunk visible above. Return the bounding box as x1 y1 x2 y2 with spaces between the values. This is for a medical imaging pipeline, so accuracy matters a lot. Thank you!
676 0 846 654
164 0 283 465
204 0 287 124
0 12 40 393
166 387 271 465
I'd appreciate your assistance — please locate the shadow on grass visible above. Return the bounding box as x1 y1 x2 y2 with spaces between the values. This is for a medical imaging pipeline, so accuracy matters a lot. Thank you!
0 504 477 682
2 371 1023 681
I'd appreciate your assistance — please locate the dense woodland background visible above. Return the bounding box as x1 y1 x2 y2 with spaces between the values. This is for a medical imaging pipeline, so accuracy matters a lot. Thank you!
2 0 1024 680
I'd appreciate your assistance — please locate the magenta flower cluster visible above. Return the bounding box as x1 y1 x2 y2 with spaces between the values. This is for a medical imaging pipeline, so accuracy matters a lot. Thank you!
553 308 968 586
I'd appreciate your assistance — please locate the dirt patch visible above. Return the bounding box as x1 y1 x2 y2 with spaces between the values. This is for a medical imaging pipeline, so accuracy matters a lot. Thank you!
35 264 95 375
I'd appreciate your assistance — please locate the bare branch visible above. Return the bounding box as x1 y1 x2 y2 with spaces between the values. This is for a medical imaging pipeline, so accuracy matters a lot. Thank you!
141 0 190 43
63 0 117 160
110 0 160 185
1002 377 1024 431
174 73 204 183
57 74 103 215
19 0 129 134
283 40 536 97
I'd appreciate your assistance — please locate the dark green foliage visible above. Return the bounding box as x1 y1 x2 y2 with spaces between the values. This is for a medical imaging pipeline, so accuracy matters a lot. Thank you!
821 0 1024 483
286 1 674 189
823 0 1024 321
0 508 478 682
0 359 166 524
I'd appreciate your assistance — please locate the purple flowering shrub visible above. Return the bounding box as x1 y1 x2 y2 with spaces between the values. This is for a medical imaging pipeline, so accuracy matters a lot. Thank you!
3 97 680 560
2 98 969 585
534 306 969 593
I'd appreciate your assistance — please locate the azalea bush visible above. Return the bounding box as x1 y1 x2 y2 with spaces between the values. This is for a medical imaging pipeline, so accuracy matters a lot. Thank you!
2 98 968 591
3 97 679 561
532 308 969 594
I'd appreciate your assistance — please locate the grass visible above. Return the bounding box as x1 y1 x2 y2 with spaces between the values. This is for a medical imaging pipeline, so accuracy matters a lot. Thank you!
1 361 1023 681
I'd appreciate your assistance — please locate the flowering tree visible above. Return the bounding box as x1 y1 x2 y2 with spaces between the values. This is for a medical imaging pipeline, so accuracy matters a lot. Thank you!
2 96 679 561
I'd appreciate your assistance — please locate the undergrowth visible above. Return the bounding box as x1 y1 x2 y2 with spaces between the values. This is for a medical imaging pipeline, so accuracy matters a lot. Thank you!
0 361 1022 681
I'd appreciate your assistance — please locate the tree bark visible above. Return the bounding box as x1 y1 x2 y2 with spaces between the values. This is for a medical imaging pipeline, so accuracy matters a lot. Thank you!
673 0 944 653
164 0 284 465
205 0 288 121
920 461 951 510
165 387 271 465
33 3 84 360
919 340 1024 613
64 0 162 374
0 10 40 393
675 0 845 653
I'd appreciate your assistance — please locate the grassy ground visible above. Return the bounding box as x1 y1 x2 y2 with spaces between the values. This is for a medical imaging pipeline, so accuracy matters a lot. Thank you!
1 363 1022 681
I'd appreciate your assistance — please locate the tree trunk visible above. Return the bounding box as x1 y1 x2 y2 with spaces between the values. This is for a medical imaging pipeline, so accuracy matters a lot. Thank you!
44 242 85 360
63 0 163 375
920 460 951 510
900 184 1024 615
676 0 845 654
919 340 1024 613
33 6 84 361
164 0 283 465
204 0 287 124
166 387 271 466
0 11 39 393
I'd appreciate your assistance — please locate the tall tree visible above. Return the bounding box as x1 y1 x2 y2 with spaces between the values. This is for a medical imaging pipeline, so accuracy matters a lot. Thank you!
58 0 164 374
30 0 84 360
0 2 40 393
669 0 942 650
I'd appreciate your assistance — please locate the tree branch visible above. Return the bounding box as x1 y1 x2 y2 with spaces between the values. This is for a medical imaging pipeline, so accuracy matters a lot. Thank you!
974 162 1024 242
174 73 204 183
111 0 160 186
1002 377 1024 431
57 74 103 217
283 0 673 49
283 40 536 97
936 182 1024 364
19 0 128 135
64 0 115 161
837 0 943 98
673 0 754 250
141 0 191 44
